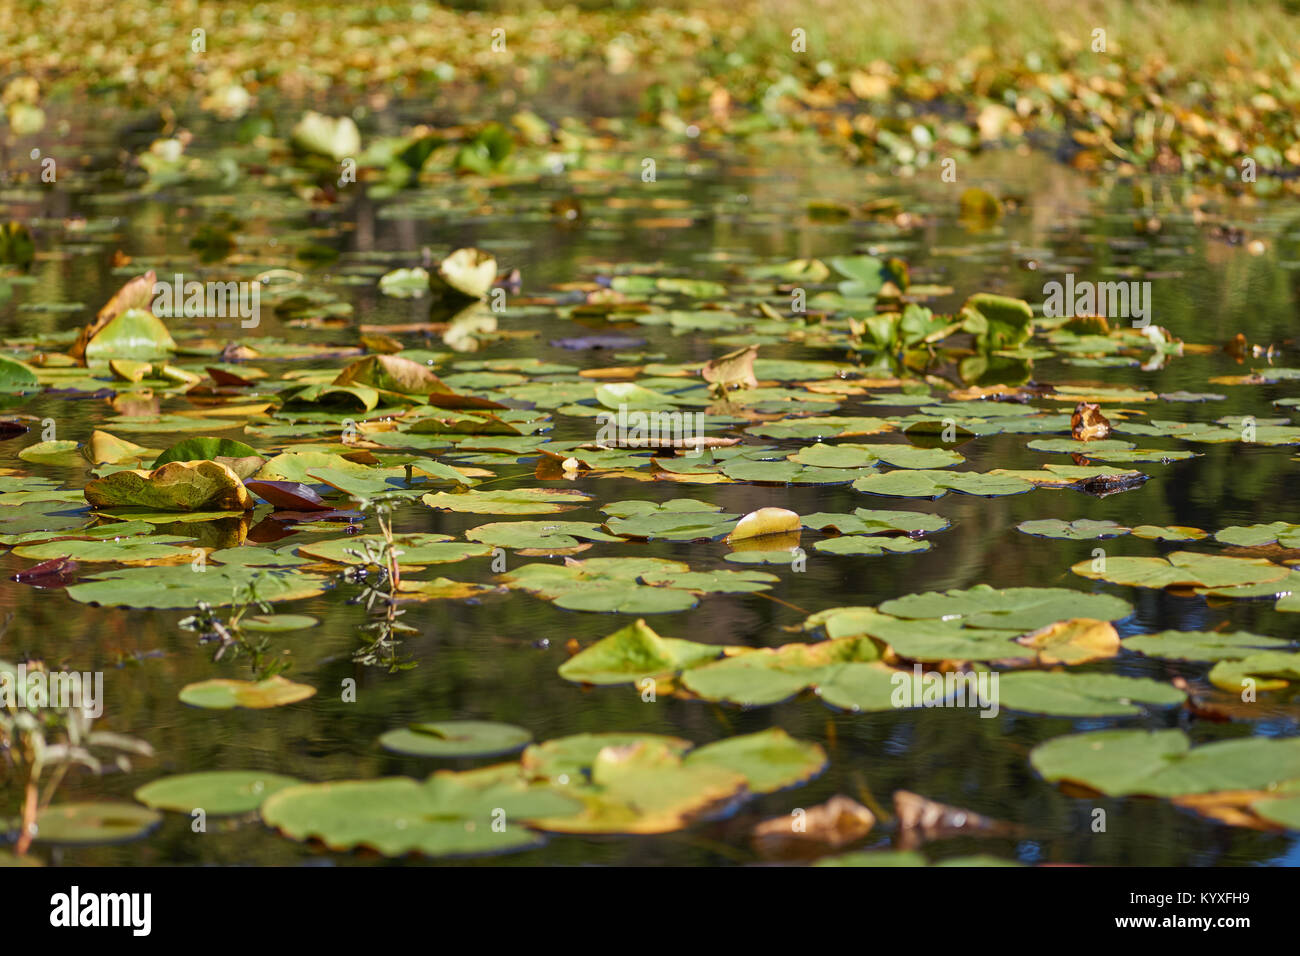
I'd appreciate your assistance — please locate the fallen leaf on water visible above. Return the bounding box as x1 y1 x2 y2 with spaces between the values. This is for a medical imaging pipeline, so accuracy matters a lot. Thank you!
894 790 1018 849
752 795 875 858
1071 401 1111 441
12 556 79 586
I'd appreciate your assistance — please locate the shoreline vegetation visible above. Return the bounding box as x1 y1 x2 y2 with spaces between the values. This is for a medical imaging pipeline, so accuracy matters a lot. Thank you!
3 0 1300 185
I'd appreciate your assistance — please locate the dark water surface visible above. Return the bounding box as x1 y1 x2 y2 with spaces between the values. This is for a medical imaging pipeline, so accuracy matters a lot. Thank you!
3 113 1300 865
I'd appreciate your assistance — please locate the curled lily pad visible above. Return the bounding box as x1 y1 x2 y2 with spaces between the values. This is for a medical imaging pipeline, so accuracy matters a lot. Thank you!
559 619 720 685
379 720 533 758
135 771 299 815
1207 652 1300 693
153 436 261 468
429 247 497 301
179 676 316 709
82 308 177 361
1015 618 1120 664
726 507 801 542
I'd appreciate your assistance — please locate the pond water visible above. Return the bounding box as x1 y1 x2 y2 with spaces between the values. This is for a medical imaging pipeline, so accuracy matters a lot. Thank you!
3 109 1300 866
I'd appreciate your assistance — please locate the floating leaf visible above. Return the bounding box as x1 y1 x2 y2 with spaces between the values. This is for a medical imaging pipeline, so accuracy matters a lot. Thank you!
84 460 253 511
261 767 580 857
422 488 591 515
1072 551 1290 590
429 247 497 301
997 672 1185 716
35 803 161 846
558 619 720 685
153 436 261 468
135 771 299 815
179 676 316 710
1031 729 1300 797
1017 518 1129 540
378 721 533 758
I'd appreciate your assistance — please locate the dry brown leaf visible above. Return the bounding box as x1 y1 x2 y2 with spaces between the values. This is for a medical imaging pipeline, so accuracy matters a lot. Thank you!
752 795 875 858
1070 401 1112 441
894 790 1018 849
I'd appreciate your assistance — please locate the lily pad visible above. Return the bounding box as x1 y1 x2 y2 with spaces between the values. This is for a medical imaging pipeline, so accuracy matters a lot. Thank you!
179 676 317 710
261 766 580 857
996 672 1185 716
35 803 162 846
379 720 533 758
135 771 300 815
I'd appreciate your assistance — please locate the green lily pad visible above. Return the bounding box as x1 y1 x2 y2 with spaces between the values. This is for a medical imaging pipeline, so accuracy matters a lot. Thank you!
876 584 1132 630
1031 729 1300 797
261 766 580 857
35 803 162 846
179 676 317 709
1072 550 1290 590
18 440 83 466
465 520 621 550
996 672 1186 716
814 536 930 555
297 534 492 566
239 613 319 632
683 729 826 794
421 488 591 515
1214 522 1300 548
153 436 261 468
379 720 533 758
1207 652 1300 693
559 619 721 685
852 469 1033 499
67 565 330 608
134 771 300 815
1122 630 1293 661
1017 519 1130 540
